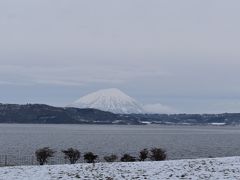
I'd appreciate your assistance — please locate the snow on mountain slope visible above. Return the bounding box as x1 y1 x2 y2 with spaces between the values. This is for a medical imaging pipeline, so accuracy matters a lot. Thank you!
68 88 144 114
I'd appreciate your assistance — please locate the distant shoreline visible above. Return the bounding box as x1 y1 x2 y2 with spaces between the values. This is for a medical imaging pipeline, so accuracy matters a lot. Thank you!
0 122 238 126
1 103 240 125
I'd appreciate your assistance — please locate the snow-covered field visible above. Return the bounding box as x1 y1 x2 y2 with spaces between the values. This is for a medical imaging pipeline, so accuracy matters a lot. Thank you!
0 157 240 180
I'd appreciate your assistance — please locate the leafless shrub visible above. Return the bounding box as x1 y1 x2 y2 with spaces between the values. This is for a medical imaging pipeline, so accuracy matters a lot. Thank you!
35 147 55 165
84 152 98 163
104 154 118 162
150 147 167 161
120 154 136 162
62 148 80 164
139 148 149 161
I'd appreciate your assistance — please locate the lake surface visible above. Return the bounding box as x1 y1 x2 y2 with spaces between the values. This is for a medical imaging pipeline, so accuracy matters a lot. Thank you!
0 124 240 160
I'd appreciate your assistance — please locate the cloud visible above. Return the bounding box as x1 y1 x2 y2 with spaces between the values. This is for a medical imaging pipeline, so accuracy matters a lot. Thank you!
0 64 170 87
207 101 240 114
143 103 178 114
1 0 240 112
0 80 31 86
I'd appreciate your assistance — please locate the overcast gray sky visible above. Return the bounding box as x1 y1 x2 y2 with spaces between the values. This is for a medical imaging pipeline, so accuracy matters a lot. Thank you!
1 0 240 113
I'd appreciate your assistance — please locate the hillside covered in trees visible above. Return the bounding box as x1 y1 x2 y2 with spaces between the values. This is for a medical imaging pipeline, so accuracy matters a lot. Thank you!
0 103 240 125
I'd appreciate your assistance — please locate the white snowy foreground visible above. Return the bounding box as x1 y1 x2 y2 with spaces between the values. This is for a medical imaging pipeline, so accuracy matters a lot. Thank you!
0 157 240 180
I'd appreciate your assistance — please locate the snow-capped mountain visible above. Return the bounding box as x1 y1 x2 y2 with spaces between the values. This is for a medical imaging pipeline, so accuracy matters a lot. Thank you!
68 88 144 114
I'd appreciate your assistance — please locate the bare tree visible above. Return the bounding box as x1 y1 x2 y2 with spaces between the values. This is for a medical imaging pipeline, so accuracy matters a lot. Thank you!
139 148 148 161
84 152 98 163
150 148 167 161
35 147 55 165
120 154 136 162
62 148 81 164
104 154 118 162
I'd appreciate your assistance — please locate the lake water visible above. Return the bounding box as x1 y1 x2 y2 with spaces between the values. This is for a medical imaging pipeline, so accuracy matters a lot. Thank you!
0 124 240 160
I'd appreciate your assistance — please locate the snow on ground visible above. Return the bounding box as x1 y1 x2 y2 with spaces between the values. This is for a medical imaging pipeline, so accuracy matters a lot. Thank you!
0 157 240 180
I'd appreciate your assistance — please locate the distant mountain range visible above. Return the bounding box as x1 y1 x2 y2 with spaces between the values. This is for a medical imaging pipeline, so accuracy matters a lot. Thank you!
1 103 240 125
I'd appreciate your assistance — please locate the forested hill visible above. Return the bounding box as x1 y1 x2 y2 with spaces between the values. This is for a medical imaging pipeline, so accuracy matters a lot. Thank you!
0 103 240 125
0 104 119 124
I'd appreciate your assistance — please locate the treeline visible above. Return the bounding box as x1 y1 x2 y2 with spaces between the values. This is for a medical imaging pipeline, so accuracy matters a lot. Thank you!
2 103 240 125
35 147 167 165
